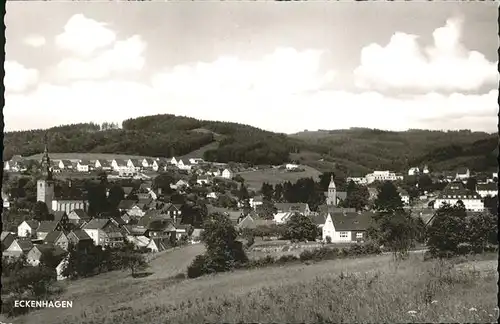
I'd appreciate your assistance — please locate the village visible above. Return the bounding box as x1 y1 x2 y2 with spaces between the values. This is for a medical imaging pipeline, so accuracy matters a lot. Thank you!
1 139 498 282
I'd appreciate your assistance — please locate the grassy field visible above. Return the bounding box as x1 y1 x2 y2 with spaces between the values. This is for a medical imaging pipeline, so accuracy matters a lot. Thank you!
10 250 497 324
237 165 322 190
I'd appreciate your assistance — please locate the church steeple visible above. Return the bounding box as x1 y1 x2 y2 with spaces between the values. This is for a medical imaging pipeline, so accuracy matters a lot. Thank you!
328 175 336 189
41 132 53 181
326 175 337 206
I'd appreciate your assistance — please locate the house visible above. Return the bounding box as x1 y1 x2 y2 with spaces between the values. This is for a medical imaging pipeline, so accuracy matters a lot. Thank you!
37 221 63 240
422 165 430 174
27 244 66 266
43 231 69 251
189 158 204 165
365 171 398 184
206 192 219 199
196 176 210 185
152 160 164 172
112 159 130 174
346 177 367 185
67 229 93 249
172 179 189 189
285 163 299 170
177 159 193 171
118 200 145 217
237 215 275 230
1 231 16 252
145 219 176 239
250 196 264 209
476 183 498 198
321 211 374 243
221 169 233 179
398 188 410 205
147 238 170 252
127 159 142 172
123 225 148 237
141 158 155 169
161 203 182 220
82 218 124 247
170 157 178 166
76 160 90 172
53 211 69 228
275 203 311 216
3 238 34 258
455 168 470 180
18 220 40 238
122 187 135 198
94 159 112 170
273 212 293 224
408 167 420 176
58 160 74 170
433 182 484 211
2 189 11 209
56 256 70 280
126 235 151 249
67 209 90 225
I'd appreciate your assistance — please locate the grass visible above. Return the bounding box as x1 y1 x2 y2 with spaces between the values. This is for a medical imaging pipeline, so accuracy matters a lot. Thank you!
9 251 497 324
237 165 322 190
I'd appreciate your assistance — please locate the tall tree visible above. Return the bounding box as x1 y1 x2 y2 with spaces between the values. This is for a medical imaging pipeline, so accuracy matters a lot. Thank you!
343 181 369 211
32 201 51 222
465 177 478 192
273 183 284 202
284 213 319 242
373 181 404 213
260 182 274 201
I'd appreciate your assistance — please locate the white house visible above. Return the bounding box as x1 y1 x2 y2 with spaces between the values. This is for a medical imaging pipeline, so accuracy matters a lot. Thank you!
365 171 398 184
76 160 90 172
476 183 498 198
408 167 420 176
398 188 410 205
189 158 204 165
423 165 430 174
127 159 142 172
196 176 210 185
346 177 367 185
177 159 192 171
455 168 470 180
112 159 129 172
222 169 233 179
285 163 299 170
273 212 293 224
95 160 112 171
206 192 219 199
321 212 373 243
141 158 154 169
82 218 124 247
18 220 39 238
170 157 178 166
433 182 484 212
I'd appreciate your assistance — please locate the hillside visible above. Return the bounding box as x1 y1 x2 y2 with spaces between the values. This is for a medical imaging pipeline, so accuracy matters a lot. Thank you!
3 116 497 174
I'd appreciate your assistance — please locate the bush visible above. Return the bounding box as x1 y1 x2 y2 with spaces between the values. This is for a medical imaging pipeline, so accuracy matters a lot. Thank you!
277 254 299 264
325 236 332 244
187 255 212 279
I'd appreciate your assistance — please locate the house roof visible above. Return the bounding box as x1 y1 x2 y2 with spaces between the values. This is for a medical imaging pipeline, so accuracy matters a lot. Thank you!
123 225 148 235
82 218 110 230
17 239 34 252
114 159 127 166
317 206 357 214
99 160 111 167
148 219 176 232
69 209 90 220
32 244 67 262
328 211 375 231
1 231 13 241
476 183 497 191
126 235 150 247
118 200 137 210
53 211 67 222
37 221 60 233
311 214 327 226
437 182 480 199
79 160 91 165
69 229 92 241
43 231 66 245
275 203 309 213
138 210 169 227
456 168 469 174
22 220 40 230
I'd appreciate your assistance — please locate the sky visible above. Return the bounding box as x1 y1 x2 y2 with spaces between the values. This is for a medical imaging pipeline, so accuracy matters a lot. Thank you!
4 1 499 134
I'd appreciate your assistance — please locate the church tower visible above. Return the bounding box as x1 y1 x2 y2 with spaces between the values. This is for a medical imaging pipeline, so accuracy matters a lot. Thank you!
326 175 337 206
37 133 55 212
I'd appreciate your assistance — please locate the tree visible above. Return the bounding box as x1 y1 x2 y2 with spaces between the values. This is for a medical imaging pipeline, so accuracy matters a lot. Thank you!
284 213 319 242
465 177 478 192
417 174 434 194
373 181 404 212
257 200 277 220
426 202 468 257
107 185 125 211
375 209 419 258
120 250 149 277
273 183 284 202
343 181 369 211
261 182 274 201
32 201 50 221
238 183 249 201
467 212 498 253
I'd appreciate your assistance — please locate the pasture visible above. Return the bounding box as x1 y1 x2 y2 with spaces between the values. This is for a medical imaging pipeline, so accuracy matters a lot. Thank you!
237 165 322 190
11 249 497 324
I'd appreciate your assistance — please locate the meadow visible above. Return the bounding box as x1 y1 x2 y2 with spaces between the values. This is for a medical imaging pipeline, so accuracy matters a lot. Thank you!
10 246 497 324
237 165 322 190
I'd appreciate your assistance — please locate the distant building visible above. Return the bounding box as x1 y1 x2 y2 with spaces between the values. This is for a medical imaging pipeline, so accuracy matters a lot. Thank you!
365 171 398 184
433 182 484 212
76 160 90 172
285 163 299 170
476 183 498 198
222 169 233 179
455 168 470 180
37 137 55 212
408 167 420 176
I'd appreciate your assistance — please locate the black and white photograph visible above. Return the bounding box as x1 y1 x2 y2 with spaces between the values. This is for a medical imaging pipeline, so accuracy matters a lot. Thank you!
1 1 499 323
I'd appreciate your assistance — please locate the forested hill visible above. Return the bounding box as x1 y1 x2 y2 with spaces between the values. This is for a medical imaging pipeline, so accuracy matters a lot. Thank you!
3 115 497 173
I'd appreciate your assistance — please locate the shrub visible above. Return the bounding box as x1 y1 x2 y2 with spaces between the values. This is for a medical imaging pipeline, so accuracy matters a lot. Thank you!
277 254 299 264
325 236 332 244
187 255 212 279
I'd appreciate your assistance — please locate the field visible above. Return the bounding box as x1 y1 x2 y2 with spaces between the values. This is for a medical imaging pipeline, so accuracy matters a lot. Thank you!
9 248 497 324
25 153 154 162
237 165 322 190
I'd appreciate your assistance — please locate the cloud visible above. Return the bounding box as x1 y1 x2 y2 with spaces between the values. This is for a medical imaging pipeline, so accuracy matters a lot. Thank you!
354 17 498 91
56 35 147 80
23 35 46 47
4 61 39 92
152 47 334 96
55 14 116 57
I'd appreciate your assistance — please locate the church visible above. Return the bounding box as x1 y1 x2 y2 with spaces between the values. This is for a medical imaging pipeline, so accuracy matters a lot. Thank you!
37 137 88 214
317 176 348 214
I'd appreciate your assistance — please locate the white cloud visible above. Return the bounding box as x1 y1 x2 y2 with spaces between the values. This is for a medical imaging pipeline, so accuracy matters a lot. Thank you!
4 61 39 92
55 14 116 57
56 35 147 80
23 35 46 47
354 17 498 91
